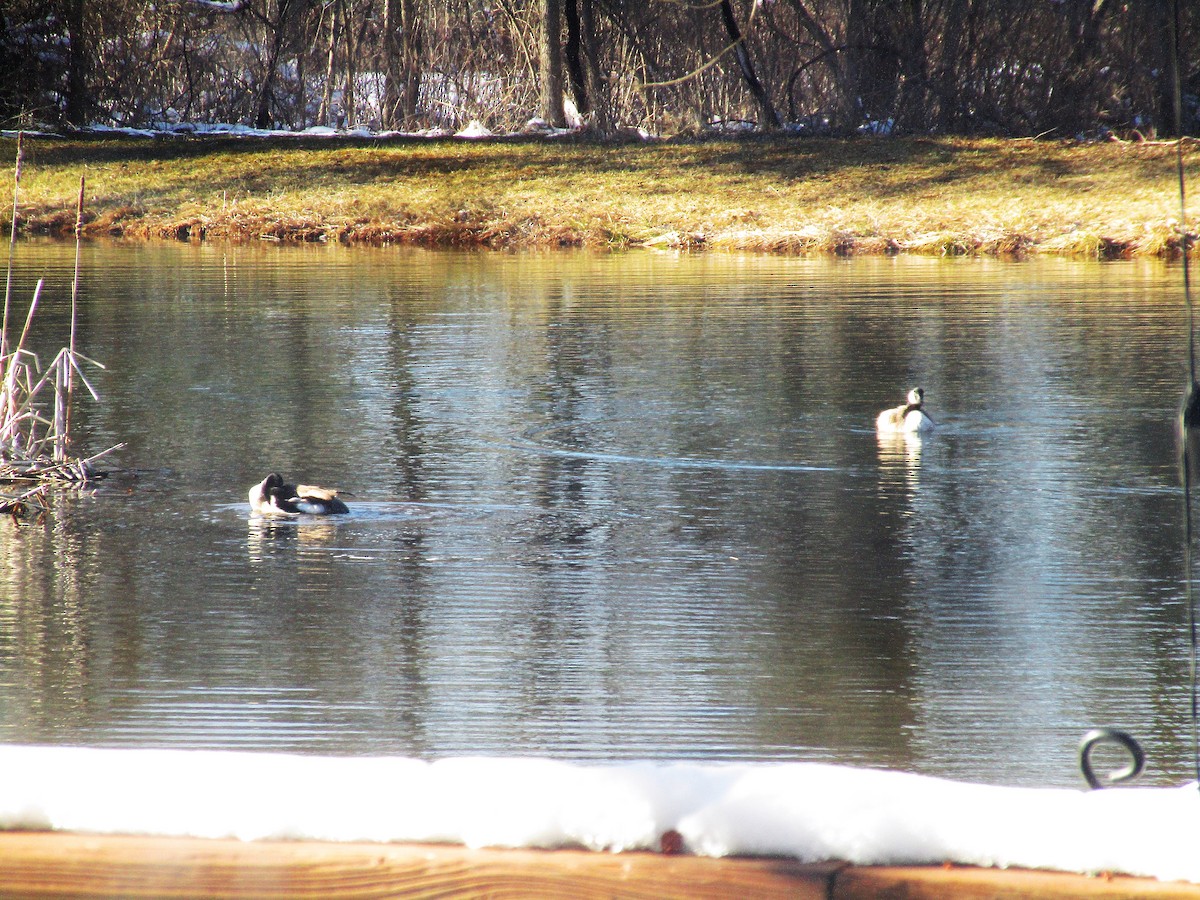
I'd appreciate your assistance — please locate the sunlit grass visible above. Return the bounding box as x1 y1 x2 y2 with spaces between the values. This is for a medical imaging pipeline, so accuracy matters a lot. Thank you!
2 134 1196 257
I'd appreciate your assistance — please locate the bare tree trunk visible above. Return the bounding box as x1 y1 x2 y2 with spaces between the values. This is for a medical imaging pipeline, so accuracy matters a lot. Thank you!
400 0 421 125
719 0 780 127
579 0 609 131
382 0 400 127
562 0 612 130
934 0 968 131
541 0 568 127
342 0 356 127
293 31 306 128
783 0 859 130
383 0 422 128
893 0 928 131
64 0 89 125
319 2 340 126
1042 0 1112 132
253 0 294 129
1161 0 1181 136
564 0 589 117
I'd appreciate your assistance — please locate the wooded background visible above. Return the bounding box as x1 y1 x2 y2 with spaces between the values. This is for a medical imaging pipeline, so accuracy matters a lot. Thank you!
1 0 1196 138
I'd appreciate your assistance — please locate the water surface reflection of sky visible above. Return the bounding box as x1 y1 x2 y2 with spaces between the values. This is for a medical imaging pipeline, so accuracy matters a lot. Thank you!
0 243 1191 787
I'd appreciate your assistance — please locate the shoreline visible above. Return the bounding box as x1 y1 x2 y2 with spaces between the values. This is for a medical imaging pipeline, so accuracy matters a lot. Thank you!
3 133 1198 258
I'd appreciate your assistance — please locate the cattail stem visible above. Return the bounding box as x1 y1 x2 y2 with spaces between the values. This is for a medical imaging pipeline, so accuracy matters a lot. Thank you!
2 132 23 364
64 175 84 448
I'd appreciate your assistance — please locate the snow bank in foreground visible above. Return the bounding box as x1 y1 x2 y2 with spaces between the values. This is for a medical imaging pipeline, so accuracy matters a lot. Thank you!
1 746 1198 882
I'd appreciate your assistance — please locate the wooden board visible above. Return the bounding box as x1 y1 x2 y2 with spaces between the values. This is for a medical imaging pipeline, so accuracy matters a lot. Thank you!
834 865 1200 900
0 832 1196 899
0 833 835 899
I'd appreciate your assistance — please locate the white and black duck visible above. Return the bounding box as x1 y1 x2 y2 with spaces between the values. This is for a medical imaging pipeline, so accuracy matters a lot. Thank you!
248 472 349 516
876 387 935 434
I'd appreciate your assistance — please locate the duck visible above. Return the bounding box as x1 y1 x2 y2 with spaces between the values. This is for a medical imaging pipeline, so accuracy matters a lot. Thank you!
876 387 935 434
249 472 349 516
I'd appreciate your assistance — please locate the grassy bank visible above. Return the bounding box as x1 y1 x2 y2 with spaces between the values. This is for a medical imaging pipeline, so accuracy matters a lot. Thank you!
3 134 1197 257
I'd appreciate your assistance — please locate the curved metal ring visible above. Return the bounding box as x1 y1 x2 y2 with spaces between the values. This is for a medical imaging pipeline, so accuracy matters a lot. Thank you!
1078 727 1145 790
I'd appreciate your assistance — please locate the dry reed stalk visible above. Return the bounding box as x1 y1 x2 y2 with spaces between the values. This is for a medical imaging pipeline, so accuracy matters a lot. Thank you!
63 175 83 455
0 277 42 451
0 152 120 492
2 132 21 363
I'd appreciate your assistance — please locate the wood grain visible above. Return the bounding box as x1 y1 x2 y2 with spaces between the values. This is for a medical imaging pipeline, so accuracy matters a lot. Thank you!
0 833 835 899
834 864 1200 899
0 833 1196 899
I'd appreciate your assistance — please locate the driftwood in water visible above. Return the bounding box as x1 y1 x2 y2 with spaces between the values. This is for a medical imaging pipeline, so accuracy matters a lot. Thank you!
0 482 46 521
0 443 123 484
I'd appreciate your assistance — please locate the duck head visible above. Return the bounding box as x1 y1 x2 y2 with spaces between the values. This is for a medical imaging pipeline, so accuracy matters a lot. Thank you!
249 472 286 512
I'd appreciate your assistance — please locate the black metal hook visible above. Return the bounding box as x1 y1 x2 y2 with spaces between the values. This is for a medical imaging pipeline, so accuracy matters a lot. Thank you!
1078 728 1145 790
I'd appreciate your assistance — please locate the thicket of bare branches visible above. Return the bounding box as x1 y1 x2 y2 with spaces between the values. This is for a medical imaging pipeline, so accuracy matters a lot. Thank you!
1 0 1196 138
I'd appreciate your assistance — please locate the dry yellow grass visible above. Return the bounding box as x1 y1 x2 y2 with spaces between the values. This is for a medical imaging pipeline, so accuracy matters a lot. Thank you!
2 134 1197 257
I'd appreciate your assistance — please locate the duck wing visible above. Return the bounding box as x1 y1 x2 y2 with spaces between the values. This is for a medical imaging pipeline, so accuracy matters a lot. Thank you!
291 483 350 514
295 484 342 501
876 404 906 432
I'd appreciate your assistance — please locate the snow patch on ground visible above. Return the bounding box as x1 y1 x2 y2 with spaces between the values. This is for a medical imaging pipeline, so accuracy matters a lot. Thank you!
1 117 654 142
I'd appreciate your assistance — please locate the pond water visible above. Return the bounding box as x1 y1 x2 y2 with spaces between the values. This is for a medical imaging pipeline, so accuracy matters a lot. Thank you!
0 241 1194 789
